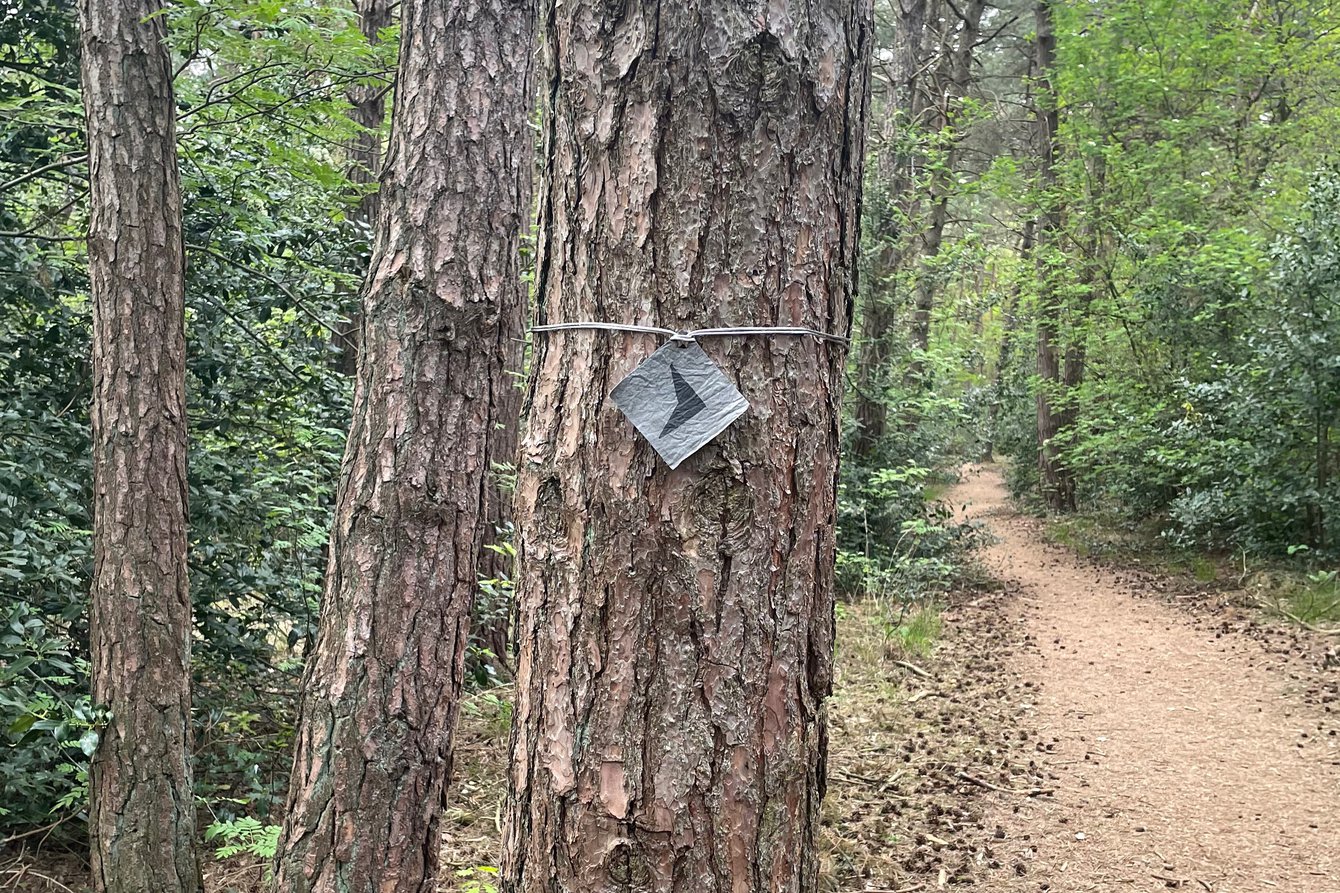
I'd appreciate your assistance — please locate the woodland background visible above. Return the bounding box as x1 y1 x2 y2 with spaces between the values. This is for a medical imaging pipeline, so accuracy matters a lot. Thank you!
3 0 1339 860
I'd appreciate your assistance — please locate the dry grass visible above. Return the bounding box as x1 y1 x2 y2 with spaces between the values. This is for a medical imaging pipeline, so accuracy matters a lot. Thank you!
6 590 1031 893
436 591 1035 893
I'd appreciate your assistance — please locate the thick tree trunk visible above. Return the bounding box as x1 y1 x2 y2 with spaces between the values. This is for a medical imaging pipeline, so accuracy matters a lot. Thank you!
501 3 872 893
333 0 393 376
269 0 535 890
1031 0 1075 512
79 2 201 891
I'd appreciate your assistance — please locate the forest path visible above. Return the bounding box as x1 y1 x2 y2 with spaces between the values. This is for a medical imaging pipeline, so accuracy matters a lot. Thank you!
947 465 1340 892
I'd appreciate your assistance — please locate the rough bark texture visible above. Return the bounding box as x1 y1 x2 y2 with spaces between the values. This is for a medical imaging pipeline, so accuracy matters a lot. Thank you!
79 1 201 890
501 2 871 892
333 0 393 376
269 0 535 890
1031 0 1076 513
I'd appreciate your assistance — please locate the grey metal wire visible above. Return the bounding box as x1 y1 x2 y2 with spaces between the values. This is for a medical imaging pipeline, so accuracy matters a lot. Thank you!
529 321 681 339
529 321 849 345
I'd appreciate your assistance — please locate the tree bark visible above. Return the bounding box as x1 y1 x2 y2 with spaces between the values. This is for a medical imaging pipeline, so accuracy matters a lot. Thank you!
269 0 536 890
79 0 201 890
1031 0 1076 512
501 2 872 892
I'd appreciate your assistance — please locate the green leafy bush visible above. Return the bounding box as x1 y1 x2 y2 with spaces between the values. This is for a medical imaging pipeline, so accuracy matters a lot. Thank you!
1051 170 1340 558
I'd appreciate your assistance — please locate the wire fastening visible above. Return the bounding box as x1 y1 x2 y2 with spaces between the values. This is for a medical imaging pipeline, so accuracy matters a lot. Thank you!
529 321 849 346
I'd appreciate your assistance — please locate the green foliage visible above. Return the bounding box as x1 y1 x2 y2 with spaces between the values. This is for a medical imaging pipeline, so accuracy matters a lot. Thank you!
1058 169 1340 557
469 522 516 687
884 604 942 659
839 333 989 605
452 866 500 893
970 0 1340 567
460 690 514 740
1 0 393 830
0 601 97 827
1279 571 1340 627
205 815 281 862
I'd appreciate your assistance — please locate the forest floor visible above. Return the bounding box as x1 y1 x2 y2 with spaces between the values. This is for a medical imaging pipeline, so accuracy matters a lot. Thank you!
438 465 1340 892
6 466 1340 893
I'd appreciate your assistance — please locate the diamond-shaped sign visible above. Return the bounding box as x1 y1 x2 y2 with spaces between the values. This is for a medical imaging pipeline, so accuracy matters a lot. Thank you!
610 340 749 469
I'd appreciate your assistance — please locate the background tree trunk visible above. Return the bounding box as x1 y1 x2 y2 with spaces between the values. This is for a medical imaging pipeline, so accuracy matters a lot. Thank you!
906 0 987 384
1031 0 1075 512
79 1 201 890
474 298 525 680
501 2 872 892
269 0 536 889
332 0 393 376
983 218 1035 461
852 0 929 458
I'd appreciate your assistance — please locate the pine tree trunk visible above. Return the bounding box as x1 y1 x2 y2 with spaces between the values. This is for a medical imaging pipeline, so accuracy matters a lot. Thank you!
1031 0 1075 513
501 3 872 892
269 0 536 890
79 1 201 890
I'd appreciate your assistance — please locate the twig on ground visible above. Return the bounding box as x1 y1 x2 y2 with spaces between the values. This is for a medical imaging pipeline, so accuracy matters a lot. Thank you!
0 815 71 848
832 766 910 793
950 770 1052 797
893 660 934 679
2 868 78 893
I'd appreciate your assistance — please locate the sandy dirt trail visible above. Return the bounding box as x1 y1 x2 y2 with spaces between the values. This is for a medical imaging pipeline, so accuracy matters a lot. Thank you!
947 465 1340 893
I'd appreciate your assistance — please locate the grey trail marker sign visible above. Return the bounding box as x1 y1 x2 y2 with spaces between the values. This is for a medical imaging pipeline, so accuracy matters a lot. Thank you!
610 341 749 469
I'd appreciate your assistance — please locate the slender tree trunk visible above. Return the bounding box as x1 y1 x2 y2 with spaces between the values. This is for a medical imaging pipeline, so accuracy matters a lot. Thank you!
852 240 898 461
79 1 201 891
269 0 535 890
983 219 1035 461
852 0 928 458
333 0 392 375
501 3 872 892
1032 0 1075 512
906 0 986 385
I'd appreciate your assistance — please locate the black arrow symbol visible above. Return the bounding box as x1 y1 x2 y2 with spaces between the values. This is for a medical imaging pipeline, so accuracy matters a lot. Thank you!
660 364 707 437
